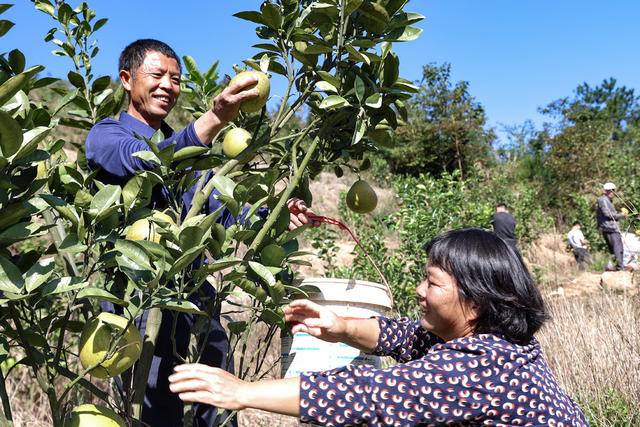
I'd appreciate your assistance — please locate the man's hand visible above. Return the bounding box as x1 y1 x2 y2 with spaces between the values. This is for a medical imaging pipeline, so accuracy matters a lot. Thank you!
287 198 321 231
194 74 260 144
211 74 260 125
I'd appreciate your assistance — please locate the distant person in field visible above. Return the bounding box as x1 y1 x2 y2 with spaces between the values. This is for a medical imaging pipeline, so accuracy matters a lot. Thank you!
169 228 589 426
567 221 592 271
84 39 317 427
490 203 519 253
596 182 628 271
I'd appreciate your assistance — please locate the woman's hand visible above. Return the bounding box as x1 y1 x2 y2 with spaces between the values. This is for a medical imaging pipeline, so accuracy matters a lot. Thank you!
169 363 247 410
283 299 347 343
287 198 321 230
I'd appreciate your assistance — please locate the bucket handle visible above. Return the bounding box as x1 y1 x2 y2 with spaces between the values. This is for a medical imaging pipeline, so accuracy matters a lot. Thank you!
305 214 394 309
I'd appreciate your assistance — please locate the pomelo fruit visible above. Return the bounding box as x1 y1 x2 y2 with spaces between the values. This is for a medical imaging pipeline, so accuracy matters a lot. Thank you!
78 312 142 379
222 127 251 158
66 403 126 427
229 70 270 113
346 180 377 214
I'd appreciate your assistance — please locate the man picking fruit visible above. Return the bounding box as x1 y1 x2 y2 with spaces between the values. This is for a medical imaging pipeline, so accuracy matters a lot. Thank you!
85 39 317 427
597 182 628 271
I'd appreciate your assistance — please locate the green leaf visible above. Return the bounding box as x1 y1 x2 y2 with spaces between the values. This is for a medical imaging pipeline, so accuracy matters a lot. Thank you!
91 75 111 93
232 11 265 25
315 81 338 93
261 2 282 29
8 49 25 74
77 287 127 306
132 150 161 165
183 56 204 87
345 44 368 64
0 221 50 247
90 185 121 217
115 239 153 271
153 298 205 315
0 20 14 37
93 17 108 32
41 277 88 296
211 175 236 198
40 194 80 227
197 257 243 275
179 226 205 248
365 93 382 109
67 71 85 89
13 126 51 161
24 257 56 294
122 175 152 211
319 95 349 110
168 246 204 277
388 12 424 30
0 109 22 158
53 88 79 115
259 308 284 327
58 233 88 253
0 257 24 293
268 280 285 304
173 146 209 162
260 244 286 267
316 71 340 88
248 261 275 286
384 26 423 42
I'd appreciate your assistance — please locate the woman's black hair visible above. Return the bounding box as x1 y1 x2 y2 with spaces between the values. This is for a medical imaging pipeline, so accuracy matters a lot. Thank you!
118 39 182 78
425 228 548 345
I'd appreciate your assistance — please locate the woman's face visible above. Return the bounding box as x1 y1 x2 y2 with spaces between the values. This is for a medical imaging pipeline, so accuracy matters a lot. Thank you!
416 262 477 341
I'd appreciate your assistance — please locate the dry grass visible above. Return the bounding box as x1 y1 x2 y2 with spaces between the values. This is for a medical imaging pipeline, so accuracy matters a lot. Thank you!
538 291 640 425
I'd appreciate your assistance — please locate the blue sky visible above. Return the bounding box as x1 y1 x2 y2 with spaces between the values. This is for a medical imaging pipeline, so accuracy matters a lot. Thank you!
4 1 640 145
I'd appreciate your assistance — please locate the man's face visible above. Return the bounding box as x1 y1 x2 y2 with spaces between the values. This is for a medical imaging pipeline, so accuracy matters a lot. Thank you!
120 50 181 129
605 189 615 199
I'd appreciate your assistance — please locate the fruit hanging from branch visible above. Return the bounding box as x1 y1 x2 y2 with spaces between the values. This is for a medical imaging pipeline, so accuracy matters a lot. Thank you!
125 211 175 243
346 180 378 214
78 313 143 379
229 70 270 112
66 403 126 427
222 127 252 158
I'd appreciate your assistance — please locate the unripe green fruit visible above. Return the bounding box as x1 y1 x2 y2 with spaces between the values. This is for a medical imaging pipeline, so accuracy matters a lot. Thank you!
229 71 270 113
222 128 251 158
66 404 126 427
346 180 378 214
78 313 142 379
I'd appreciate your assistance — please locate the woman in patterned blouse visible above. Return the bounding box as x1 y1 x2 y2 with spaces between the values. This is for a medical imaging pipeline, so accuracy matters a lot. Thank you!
169 228 589 426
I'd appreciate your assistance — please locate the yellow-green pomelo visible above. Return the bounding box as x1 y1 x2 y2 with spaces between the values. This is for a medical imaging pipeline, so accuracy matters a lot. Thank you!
222 128 251 158
125 211 174 243
229 70 270 113
346 180 378 214
66 404 126 427
621 207 629 215
78 313 142 379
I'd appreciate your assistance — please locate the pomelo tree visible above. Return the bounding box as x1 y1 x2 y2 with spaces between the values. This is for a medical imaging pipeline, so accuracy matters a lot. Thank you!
0 0 423 425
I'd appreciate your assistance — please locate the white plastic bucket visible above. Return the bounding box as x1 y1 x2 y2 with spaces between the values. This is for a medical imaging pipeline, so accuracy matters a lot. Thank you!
280 278 392 378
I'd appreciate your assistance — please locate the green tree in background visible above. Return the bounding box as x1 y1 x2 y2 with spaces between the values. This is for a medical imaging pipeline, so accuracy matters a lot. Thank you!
382 62 495 178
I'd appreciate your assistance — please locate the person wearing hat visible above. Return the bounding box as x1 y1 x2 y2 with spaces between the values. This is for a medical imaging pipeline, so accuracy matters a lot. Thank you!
596 182 628 270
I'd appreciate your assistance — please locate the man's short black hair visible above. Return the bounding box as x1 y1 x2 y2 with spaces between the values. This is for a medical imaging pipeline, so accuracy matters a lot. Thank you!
425 228 548 345
118 39 181 77
496 203 508 209
572 221 581 226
